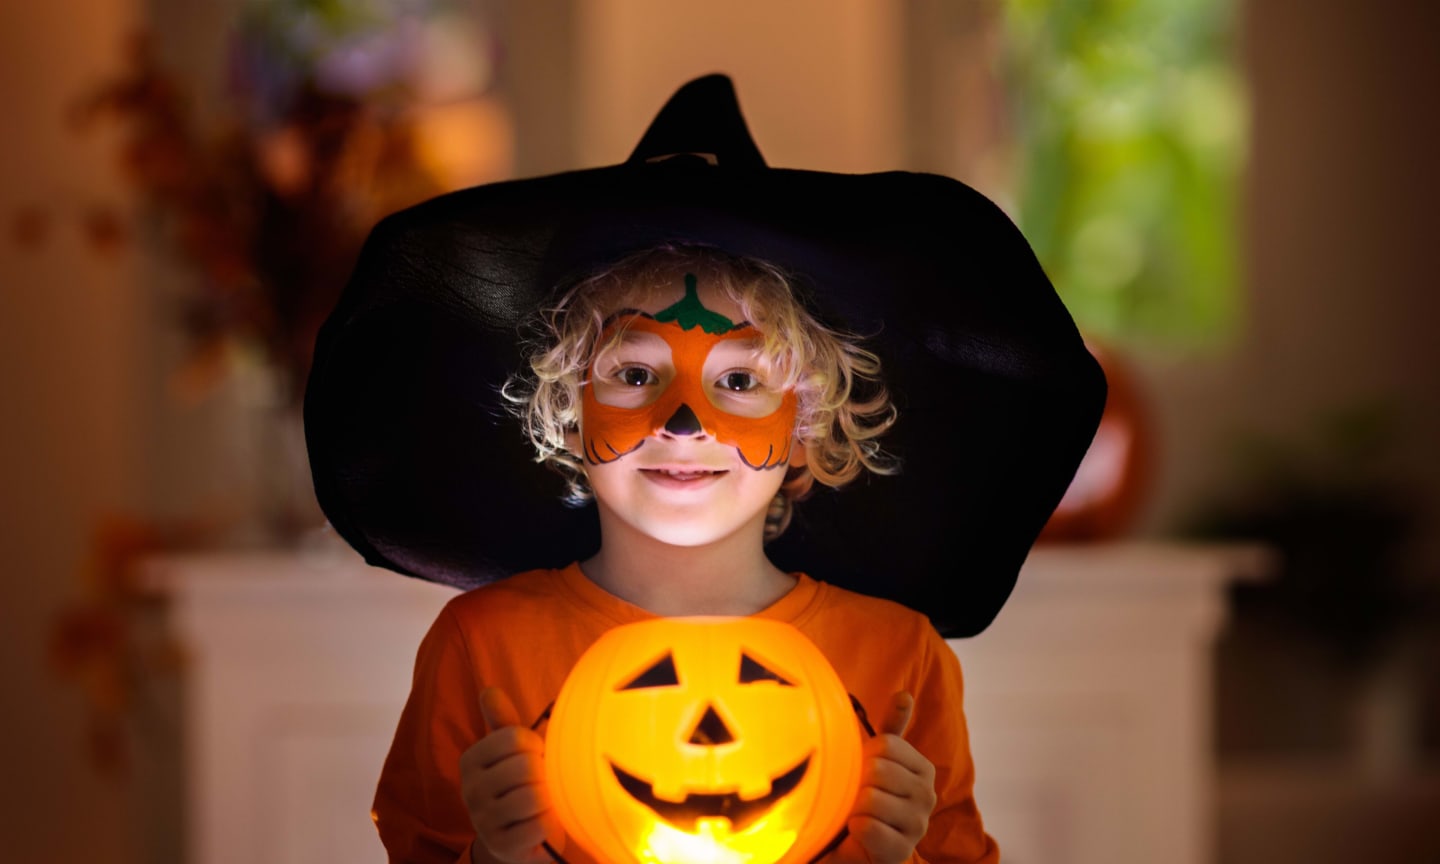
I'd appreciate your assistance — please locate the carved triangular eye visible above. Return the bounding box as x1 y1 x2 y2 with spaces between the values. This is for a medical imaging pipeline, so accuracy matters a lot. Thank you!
739 653 793 686
620 653 680 690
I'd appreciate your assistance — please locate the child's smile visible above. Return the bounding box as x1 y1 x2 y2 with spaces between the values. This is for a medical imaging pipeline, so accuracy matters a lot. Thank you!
586 436 787 547
638 464 730 489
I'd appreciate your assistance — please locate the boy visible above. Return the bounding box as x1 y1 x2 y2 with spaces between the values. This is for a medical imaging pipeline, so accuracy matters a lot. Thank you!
396 243 988 863
305 76 1105 864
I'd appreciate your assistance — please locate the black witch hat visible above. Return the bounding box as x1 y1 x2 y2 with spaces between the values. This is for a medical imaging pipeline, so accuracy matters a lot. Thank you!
304 74 1106 637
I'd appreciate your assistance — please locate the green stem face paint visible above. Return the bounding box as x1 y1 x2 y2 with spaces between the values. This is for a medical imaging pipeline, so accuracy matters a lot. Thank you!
654 274 739 335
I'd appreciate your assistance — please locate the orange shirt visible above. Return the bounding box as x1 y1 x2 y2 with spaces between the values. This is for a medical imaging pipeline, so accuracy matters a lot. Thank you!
373 563 1000 864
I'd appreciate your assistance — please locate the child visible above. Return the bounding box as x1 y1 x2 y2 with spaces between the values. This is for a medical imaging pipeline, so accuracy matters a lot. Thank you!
305 75 1105 864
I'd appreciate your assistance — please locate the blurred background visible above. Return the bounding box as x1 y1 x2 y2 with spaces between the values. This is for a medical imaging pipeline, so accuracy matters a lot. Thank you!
3 0 1438 862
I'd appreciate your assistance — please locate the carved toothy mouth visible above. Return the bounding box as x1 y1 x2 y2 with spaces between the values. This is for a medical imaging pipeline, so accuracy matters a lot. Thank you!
610 755 811 832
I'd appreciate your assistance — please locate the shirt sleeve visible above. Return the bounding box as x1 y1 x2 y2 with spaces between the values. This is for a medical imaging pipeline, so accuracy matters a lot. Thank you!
908 627 1001 864
372 602 487 864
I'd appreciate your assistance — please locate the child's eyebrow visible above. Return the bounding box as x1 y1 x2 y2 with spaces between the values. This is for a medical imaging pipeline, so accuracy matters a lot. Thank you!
607 329 668 348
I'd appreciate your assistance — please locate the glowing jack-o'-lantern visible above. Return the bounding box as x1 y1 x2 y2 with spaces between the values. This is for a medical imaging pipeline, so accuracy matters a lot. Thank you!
545 617 862 864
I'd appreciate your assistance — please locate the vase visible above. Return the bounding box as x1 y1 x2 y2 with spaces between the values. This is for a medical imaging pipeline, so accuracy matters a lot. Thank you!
221 358 332 552
262 402 330 547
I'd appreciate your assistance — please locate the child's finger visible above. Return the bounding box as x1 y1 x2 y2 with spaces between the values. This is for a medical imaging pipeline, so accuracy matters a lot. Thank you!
480 685 523 731
879 691 914 738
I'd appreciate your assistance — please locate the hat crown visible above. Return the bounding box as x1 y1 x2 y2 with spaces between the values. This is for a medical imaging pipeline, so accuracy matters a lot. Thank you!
626 74 768 169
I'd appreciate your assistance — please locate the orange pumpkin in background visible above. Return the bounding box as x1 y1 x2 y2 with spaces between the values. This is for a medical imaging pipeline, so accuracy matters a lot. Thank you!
545 617 862 864
1039 340 1152 542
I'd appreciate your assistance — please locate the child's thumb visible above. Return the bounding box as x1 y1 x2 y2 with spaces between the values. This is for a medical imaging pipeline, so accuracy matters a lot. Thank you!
478 685 522 732
879 690 915 738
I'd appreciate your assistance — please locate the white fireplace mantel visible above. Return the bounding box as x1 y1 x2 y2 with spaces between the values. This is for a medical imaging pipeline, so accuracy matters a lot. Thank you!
955 542 1270 864
146 539 1267 864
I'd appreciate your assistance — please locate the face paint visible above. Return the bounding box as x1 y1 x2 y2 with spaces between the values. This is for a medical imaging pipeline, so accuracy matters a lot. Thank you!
582 276 798 470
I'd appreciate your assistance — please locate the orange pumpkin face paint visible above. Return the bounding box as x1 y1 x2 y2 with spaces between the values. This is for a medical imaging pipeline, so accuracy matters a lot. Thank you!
581 276 797 470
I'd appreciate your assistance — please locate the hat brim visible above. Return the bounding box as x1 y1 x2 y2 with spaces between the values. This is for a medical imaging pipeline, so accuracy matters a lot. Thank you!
304 80 1106 638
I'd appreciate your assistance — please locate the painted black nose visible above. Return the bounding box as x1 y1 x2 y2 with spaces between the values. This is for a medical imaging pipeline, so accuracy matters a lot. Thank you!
663 403 705 436
688 705 734 745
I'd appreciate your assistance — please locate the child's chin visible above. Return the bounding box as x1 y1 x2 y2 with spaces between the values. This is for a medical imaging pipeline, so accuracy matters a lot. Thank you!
632 516 746 549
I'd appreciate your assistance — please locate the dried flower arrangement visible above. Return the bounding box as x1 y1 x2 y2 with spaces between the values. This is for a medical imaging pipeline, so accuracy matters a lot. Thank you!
51 0 504 774
72 29 449 408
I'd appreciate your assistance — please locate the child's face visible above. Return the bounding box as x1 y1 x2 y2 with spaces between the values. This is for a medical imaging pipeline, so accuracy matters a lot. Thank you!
570 272 800 547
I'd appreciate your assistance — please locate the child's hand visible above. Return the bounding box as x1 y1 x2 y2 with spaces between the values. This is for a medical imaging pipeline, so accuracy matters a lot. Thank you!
830 691 938 864
459 687 564 864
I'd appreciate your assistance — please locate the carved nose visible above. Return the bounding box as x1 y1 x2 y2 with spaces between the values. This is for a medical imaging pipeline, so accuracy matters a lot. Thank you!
688 705 734 745
663 403 705 437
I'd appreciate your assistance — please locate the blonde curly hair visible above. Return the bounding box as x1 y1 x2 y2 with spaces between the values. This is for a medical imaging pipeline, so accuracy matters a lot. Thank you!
502 243 897 539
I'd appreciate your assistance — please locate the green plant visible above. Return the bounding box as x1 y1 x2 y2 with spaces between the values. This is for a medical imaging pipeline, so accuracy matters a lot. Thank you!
1003 0 1247 347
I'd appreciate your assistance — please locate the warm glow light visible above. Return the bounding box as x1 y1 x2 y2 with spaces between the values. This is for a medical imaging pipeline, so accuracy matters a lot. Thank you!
639 816 798 864
546 617 861 864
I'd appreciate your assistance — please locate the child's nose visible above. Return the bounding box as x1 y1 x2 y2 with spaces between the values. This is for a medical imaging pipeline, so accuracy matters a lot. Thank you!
661 403 707 437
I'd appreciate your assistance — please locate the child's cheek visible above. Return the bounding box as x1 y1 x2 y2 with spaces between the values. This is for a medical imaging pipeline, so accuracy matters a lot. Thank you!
579 386 667 463
704 392 798 469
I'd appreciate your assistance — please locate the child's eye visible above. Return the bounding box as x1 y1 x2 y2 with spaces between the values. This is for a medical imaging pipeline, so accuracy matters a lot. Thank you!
717 371 761 392
617 366 658 387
